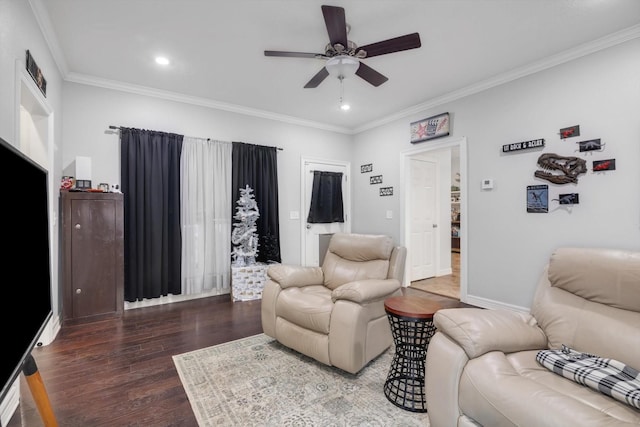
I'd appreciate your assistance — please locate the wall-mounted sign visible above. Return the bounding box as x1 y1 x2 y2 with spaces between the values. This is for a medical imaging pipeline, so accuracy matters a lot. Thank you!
578 139 603 152
527 185 548 213
593 159 616 172
26 50 46 97
380 187 393 197
556 193 580 205
370 175 383 185
410 112 450 143
360 163 373 173
559 125 580 139
502 138 545 153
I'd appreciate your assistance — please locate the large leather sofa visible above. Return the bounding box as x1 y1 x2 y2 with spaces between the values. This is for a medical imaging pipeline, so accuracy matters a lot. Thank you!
425 247 640 426
261 233 406 374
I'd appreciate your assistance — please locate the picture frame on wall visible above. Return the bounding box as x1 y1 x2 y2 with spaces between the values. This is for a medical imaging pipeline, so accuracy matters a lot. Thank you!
410 112 450 143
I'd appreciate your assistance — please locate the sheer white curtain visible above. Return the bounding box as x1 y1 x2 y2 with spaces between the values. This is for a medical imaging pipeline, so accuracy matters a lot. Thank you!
180 137 232 295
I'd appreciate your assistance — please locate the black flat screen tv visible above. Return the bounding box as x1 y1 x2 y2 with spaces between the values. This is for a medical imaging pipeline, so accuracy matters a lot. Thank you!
0 136 53 404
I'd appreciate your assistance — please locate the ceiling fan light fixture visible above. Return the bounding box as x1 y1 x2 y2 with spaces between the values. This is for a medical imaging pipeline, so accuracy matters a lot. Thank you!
325 55 359 79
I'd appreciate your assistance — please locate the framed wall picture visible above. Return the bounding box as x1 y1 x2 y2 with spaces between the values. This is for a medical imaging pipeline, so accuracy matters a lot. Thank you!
410 112 450 143
527 185 548 213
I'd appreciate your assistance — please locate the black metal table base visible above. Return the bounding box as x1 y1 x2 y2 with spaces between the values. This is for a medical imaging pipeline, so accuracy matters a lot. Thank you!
384 313 437 412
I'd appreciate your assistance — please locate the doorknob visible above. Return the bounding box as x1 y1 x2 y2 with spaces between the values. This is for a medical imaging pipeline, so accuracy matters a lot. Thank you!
432 224 438 228
306 224 311 229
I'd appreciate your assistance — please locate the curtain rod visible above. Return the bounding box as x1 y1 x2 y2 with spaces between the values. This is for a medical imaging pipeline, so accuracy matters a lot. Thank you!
108 126 283 151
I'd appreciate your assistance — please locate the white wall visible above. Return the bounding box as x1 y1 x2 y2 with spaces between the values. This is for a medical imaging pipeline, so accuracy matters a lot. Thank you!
352 38 640 309
61 82 353 265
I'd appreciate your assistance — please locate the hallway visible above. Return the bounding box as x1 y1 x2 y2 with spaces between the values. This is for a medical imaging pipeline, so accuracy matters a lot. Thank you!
410 252 460 299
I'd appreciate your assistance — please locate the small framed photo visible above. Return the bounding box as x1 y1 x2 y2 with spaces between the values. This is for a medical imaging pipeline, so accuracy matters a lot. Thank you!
527 185 548 213
410 112 450 143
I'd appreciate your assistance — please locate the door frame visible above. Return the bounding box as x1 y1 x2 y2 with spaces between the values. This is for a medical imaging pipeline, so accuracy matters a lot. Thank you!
400 136 468 302
300 156 352 266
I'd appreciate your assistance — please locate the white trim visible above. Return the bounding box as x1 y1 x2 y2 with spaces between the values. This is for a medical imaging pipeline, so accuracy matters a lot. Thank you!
464 295 530 314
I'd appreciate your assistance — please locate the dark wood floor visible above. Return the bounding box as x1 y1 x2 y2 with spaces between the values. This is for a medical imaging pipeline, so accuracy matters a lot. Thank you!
9 288 473 427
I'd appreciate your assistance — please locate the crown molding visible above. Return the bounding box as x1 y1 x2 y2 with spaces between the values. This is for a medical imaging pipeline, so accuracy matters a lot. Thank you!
29 0 69 76
30 0 639 137
65 73 353 134
354 23 640 134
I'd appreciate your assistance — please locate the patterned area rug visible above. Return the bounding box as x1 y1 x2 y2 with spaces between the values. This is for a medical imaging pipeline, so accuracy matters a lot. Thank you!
173 333 431 426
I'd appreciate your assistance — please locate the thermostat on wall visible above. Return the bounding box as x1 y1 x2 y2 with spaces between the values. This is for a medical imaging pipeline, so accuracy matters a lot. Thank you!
481 178 494 190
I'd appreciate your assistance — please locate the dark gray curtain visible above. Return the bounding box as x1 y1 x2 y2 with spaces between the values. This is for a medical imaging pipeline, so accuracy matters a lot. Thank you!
307 171 344 223
120 127 183 302
231 142 281 263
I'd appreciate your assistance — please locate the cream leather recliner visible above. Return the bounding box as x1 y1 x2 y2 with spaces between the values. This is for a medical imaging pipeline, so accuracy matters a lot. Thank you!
425 247 640 427
261 233 407 374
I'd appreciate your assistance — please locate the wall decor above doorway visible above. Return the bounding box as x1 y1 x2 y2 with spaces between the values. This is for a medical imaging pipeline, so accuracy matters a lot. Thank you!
410 112 450 143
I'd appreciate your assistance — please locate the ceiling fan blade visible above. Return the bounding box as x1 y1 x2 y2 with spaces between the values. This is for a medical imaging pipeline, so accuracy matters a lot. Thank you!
264 50 322 59
322 5 348 49
304 67 330 88
356 33 421 58
355 62 388 87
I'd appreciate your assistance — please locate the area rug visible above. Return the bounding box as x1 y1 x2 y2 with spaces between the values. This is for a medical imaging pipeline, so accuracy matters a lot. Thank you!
173 333 430 426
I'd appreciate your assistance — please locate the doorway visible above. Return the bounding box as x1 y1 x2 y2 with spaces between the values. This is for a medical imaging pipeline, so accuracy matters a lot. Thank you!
301 157 351 267
401 137 467 301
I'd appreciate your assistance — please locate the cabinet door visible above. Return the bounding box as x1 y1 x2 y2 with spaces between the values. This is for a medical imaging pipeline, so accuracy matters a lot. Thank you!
70 198 121 319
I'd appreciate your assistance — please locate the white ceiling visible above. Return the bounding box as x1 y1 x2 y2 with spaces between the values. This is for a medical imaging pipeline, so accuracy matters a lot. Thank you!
34 0 640 133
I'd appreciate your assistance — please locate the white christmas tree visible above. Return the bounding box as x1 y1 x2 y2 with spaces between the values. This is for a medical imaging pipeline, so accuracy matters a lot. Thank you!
231 185 260 266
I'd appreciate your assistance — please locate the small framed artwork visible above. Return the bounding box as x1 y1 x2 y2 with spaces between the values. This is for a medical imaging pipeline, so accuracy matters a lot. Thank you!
360 163 373 173
26 50 46 97
410 112 450 143
556 193 579 205
578 139 603 152
527 185 548 213
370 175 383 185
380 187 393 197
559 125 580 139
593 159 615 171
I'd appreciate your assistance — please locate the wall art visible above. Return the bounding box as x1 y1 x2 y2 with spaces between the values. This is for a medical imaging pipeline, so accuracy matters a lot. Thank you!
527 185 548 213
559 125 580 139
534 153 587 184
593 159 616 172
502 138 545 153
370 175 383 185
578 139 603 152
26 50 46 97
380 187 393 197
554 193 580 205
360 163 373 173
410 112 450 143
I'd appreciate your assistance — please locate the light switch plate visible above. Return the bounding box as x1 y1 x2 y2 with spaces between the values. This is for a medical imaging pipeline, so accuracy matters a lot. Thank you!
481 178 494 190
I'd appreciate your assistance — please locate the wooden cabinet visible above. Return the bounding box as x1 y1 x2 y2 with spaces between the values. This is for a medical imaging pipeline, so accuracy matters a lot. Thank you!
61 191 124 324
451 191 460 253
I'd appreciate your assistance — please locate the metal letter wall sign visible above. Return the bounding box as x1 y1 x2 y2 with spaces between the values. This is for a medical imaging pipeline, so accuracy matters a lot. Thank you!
502 138 545 153
410 112 450 143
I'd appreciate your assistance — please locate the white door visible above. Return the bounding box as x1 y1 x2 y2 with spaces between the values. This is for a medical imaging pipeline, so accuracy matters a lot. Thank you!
302 159 350 267
410 157 437 280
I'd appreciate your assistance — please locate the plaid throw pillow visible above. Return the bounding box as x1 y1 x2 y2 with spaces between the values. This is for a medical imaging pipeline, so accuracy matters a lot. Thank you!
536 345 640 410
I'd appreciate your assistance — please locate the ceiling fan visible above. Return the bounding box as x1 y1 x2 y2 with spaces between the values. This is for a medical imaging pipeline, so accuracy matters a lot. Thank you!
264 5 421 88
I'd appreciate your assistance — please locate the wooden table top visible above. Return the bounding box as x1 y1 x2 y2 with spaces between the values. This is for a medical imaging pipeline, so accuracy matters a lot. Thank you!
384 295 443 319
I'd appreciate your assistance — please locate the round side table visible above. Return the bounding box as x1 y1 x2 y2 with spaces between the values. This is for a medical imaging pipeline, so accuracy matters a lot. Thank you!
383 295 442 412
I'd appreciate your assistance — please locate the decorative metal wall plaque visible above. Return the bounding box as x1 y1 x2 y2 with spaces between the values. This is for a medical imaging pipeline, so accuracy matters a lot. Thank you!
370 175 383 185
26 50 47 97
380 187 393 197
559 125 580 139
527 185 548 213
410 112 450 143
502 138 545 153
593 159 616 171
578 139 603 152
555 193 580 205
360 163 373 173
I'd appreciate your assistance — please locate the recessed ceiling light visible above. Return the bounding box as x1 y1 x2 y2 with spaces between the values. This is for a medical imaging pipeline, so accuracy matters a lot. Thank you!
155 56 170 66
340 103 351 111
